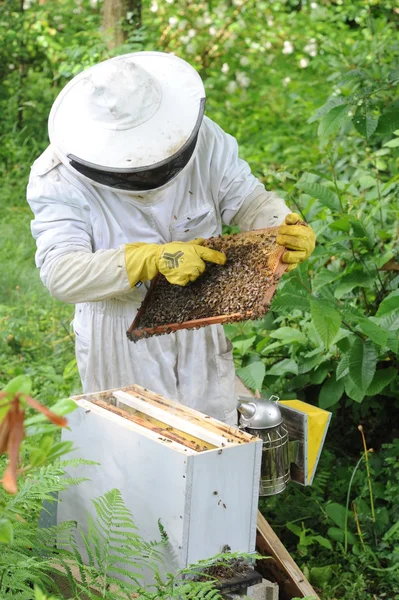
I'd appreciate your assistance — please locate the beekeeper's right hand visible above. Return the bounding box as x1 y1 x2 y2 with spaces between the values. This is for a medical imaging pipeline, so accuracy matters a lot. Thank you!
125 240 226 287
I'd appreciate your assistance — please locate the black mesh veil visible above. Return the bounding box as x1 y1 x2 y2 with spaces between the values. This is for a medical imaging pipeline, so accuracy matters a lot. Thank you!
68 98 205 192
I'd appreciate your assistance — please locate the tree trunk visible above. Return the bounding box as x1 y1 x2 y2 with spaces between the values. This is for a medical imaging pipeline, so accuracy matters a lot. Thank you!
102 0 142 49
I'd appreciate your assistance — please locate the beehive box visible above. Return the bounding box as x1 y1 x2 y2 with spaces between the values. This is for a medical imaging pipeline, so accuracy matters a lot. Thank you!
57 384 262 584
127 227 287 342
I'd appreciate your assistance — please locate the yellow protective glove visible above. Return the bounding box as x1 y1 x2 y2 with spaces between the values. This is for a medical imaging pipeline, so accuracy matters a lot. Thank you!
277 213 316 272
125 239 226 287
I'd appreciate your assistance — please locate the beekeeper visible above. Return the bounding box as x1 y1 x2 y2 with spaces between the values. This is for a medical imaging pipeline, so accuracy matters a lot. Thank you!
27 52 315 425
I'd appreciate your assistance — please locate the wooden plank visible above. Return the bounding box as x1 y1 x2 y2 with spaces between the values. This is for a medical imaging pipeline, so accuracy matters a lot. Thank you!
120 385 254 443
114 389 233 448
256 511 320 600
128 311 256 340
75 398 196 455
91 398 206 452
74 384 252 444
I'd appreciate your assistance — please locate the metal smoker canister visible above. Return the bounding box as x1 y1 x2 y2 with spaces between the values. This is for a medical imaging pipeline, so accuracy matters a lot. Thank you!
238 397 290 496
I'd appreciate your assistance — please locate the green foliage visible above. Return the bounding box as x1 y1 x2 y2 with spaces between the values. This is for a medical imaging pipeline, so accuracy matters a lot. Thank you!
0 456 89 598
0 376 247 600
261 438 399 599
225 26 399 411
0 0 398 598
44 488 250 600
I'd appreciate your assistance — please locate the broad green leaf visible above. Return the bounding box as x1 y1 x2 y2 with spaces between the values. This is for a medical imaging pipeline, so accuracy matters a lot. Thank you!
366 368 397 396
386 330 399 354
232 335 256 355
310 298 342 349
325 503 347 529
309 564 333 586
329 216 351 232
24 398 77 427
312 269 340 290
63 358 78 380
376 147 396 156
29 448 47 467
287 374 311 391
327 527 357 545
338 68 368 82
267 359 298 377
352 107 379 138
345 376 366 403
35 588 46 600
383 137 399 148
376 158 387 170
375 506 390 529
383 520 399 542
269 327 307 345
310 362 331 385
358 175 377 189
0 376 33 423
349 339 377 394
375 250 395 268
236 361 265 391
34 586 59 600
376 99 399 134
2 375 32 397
349 217 374 249
336 354 350 380
50 397 78 416
259 340 289 354
46 440 76 463
314 536 333 550
272 292 310 312
333 328 352 344
379 310 399 332
357 319 387 347
256 338 270 353
318 374 345 409
376 290 399 317
298 354 325 374
334 271 374 299
286 522 302 536
295 182 340 211
224 324 241 338
0 519 14 544
308 96 348 123
318 104 349 139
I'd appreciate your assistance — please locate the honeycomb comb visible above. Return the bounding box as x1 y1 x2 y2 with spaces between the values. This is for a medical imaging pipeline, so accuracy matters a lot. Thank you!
127 227 287 342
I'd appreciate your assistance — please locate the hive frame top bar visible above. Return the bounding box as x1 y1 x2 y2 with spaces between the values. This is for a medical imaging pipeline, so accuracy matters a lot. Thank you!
127 227 287 342
72 383 257 454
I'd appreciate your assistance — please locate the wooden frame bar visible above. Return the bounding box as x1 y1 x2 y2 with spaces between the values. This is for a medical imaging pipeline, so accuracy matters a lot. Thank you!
256 511 320 600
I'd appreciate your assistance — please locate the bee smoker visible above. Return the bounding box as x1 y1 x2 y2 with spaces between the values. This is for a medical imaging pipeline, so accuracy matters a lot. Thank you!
237 396 290 496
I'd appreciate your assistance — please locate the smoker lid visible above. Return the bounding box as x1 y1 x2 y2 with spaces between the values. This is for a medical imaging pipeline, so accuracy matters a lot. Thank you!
237 397 283 430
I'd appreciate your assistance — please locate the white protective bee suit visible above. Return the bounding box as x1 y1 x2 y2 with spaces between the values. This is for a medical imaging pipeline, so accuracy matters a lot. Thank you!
27 53 290 425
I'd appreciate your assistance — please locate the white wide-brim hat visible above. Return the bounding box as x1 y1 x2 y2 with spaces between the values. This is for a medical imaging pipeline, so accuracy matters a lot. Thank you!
49 51 205 171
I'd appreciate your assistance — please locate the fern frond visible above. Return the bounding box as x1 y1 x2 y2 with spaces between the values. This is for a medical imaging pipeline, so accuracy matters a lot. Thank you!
60 457 99 468
311 467 330 500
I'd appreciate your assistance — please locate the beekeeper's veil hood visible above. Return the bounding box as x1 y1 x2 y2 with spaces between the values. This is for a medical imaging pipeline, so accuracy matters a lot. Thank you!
49 52 206 192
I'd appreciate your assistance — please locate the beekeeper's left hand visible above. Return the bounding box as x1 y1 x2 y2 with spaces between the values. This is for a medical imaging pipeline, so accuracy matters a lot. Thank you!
277 213 316 272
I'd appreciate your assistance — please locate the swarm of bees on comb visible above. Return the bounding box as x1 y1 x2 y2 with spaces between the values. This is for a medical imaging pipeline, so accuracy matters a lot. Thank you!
127 227 287 342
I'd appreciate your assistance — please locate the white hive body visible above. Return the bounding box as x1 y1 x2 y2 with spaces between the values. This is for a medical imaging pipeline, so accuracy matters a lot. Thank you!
57 385 262 582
